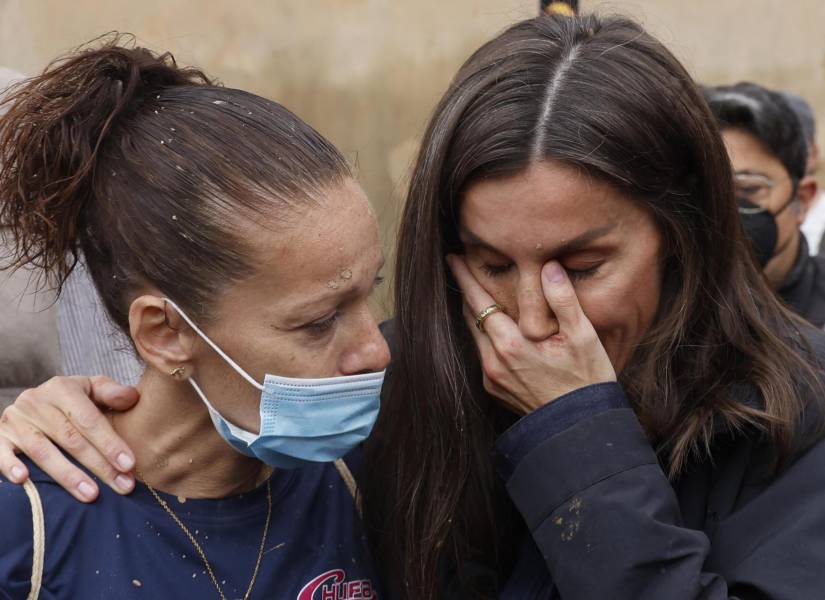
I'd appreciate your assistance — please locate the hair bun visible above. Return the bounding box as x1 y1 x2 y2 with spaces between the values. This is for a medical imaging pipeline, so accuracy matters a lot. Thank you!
0 33 211 286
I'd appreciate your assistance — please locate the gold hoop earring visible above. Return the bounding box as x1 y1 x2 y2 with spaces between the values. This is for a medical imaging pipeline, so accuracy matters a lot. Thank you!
169 366 186 380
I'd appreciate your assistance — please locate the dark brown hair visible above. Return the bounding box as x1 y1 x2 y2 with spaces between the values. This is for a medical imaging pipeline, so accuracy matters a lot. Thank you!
363 14 824 598
0 34 350 331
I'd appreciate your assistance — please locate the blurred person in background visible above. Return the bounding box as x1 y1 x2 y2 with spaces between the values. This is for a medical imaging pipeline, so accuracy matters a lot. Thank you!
706 82 825 327
0 67 64 410
0 65 140 413
5 15 825 600
784 92 825 255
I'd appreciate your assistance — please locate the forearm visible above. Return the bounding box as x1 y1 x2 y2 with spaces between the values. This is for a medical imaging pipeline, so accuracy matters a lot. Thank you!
496 384 734 600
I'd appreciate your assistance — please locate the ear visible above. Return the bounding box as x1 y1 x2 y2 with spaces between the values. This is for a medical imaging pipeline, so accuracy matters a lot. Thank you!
796 175 819 223
809 143 821 177
129 295 199 379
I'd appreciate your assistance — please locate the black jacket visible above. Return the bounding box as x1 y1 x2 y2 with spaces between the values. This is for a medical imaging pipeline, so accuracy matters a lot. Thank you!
780 236 825 328
491 328 825 599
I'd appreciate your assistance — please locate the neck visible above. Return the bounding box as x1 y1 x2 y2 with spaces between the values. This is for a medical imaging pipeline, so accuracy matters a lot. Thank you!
112 369 269 499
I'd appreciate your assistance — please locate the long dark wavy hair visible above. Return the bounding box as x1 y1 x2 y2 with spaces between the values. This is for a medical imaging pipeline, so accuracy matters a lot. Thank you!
362 14 824 599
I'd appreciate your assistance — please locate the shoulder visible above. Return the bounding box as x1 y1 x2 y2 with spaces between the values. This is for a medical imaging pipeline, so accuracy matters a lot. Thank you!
792 323 825 439
797 320 825 362
0 471 36 598
0 473 34 541
11 456 111 542
809 250 825 276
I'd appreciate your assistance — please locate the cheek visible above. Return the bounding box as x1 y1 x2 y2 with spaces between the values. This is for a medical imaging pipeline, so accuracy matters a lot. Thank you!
208 320 313 381
468 272 521 319
778 206 802 238
578 265 662 371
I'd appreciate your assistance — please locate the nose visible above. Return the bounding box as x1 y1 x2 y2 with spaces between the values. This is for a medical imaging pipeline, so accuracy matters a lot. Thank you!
516 270 559 341
339 307 391 375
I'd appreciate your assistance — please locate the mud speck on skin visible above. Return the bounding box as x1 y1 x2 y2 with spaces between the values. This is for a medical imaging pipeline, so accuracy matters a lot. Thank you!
326 280 340 289
339 268 353 280
177 496 187 504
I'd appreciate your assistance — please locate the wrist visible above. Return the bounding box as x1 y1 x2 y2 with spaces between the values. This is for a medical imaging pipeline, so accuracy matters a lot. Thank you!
494 382 629 480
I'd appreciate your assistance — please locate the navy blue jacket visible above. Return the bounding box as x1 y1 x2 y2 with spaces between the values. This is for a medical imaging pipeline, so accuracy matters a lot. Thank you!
492 363 825 598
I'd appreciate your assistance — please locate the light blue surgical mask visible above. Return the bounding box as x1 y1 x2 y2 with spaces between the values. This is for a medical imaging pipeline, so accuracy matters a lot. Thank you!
164 299 384 469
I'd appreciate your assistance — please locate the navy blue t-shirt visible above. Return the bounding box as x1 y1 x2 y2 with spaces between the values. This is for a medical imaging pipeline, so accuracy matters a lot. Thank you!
0 453 380 599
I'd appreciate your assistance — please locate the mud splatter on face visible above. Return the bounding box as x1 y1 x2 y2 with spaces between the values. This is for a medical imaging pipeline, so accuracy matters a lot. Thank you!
339 268 353 280
326 280 340 289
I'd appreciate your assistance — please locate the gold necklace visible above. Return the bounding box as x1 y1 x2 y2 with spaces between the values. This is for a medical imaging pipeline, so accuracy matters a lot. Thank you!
137 470 272 600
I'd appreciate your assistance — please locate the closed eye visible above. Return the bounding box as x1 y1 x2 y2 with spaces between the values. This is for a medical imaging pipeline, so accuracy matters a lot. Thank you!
480 263 514 277
306 311 339 334
481 261 600 282
565 264 600 281
304 275 384 337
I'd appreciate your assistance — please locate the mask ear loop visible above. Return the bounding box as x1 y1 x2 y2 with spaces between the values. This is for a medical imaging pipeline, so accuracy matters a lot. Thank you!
162 298 264 392
773 177 801 218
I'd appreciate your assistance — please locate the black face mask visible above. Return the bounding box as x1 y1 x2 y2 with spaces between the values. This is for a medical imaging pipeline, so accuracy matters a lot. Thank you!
737 196 794 267
738 198 778 266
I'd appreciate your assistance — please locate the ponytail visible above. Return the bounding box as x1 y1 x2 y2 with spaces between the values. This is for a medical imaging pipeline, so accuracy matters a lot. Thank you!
0 33 349 334
0 33 210 289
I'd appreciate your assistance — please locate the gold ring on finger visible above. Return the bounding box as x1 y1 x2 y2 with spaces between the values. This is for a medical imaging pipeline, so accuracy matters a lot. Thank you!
475 303 503 332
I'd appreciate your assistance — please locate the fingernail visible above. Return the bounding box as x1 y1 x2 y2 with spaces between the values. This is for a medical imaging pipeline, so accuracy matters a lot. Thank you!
115 474 134 492
116 453 134 470
78 481 96 499
101 381 122 396
544 262 565 283
10 465 24 482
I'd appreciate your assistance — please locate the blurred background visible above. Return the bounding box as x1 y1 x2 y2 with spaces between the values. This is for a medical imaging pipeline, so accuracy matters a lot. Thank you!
0 1 823 405
3 0 823 315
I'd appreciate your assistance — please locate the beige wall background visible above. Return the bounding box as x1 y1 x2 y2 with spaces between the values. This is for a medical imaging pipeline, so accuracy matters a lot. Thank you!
1 0 823 312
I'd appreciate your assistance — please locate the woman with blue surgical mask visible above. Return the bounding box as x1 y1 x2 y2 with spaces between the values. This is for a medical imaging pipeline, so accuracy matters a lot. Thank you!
0 37 388 598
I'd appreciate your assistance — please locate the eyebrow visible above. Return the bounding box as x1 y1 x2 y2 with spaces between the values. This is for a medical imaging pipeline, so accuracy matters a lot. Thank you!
459 223 617 257
289 255 387 312
734 170 773 180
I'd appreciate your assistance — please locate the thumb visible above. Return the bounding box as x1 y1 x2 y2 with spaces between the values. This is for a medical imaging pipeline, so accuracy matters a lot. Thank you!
87 376 140 410
541 261 585 332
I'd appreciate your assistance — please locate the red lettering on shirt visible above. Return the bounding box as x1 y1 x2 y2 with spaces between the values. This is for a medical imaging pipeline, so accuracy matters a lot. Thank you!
297 568 377 600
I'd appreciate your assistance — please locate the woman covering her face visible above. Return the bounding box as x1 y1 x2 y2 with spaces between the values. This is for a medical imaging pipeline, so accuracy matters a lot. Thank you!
360 14 825 599
5 14 825 600
0 37 389 598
